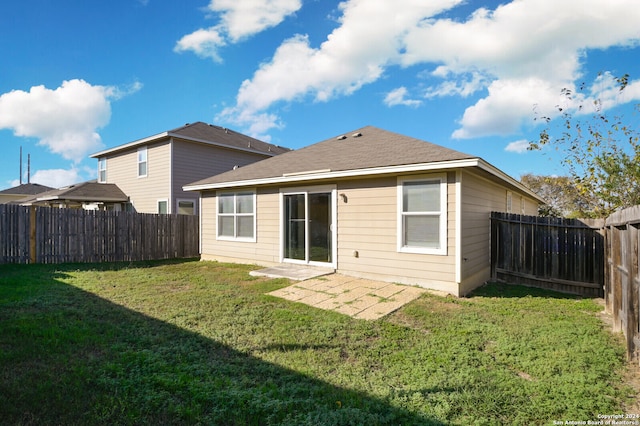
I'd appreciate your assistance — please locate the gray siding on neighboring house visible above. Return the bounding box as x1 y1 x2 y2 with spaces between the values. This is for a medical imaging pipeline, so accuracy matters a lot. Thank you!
171 140 272 214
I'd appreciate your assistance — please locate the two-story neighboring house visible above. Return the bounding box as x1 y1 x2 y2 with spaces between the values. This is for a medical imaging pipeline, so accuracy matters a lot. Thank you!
90 122 291 214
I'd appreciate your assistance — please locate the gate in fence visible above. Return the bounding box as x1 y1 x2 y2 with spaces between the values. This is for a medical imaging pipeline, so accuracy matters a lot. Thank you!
490 212 605 297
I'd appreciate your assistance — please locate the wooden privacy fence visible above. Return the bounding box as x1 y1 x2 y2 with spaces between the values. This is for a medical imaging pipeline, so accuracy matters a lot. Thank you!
490 212 605 297
604 206 640 361
0 204 199 264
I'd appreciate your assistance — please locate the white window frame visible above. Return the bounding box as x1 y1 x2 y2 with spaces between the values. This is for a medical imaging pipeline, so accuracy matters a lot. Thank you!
157 199 168 214
98 157 107 183
397 174 447 255
506 191 513 213
176 198 196 215
138 147 148 178
217 190 256 242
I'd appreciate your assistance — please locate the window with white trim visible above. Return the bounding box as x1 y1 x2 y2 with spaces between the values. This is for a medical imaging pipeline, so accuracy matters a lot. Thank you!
138 147 148 177
217 191 256 241
157 199 168 214
98 158 107 183
506 191 513 213
398 176 447 255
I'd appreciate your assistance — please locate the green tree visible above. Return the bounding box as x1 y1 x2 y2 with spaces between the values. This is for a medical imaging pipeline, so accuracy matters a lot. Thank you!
529 73 640 218
519 174 594 218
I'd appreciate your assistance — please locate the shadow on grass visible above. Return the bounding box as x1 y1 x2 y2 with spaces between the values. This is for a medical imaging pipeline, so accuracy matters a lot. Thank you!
0 262 442 425
468 281 588 300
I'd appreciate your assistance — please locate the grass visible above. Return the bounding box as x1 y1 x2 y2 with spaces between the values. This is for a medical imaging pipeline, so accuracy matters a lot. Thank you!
0 259 634 425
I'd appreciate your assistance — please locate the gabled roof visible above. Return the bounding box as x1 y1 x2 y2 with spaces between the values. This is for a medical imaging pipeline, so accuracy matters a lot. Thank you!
19 181 128 205
90 121 291 158
183 126 544 202
0 183 54 196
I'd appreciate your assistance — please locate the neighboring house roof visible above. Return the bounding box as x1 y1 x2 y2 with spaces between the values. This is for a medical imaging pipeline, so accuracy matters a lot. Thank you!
19 181 128 205
0 183 54 196
90 121 292 158
183 125 543 202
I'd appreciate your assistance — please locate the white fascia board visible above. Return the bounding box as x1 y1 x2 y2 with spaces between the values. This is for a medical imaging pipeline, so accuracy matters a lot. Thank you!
90 131 279 159
183 158 484 192
475 159 545 203
90 132 169 158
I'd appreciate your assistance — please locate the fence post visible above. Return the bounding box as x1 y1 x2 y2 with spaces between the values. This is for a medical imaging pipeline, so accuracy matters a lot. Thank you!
29 206 37 264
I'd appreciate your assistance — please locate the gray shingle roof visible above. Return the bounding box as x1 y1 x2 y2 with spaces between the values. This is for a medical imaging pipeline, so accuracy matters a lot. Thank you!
170 122 291 155
186 126 477 188
91 121 291 158
21 181 128 204
0 183 54 195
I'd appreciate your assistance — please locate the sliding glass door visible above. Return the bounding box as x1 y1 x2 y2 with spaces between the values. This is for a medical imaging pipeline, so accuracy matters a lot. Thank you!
283 189 334 265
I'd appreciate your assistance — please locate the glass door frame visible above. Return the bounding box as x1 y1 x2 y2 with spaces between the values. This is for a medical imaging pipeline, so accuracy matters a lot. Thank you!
279 185 337 268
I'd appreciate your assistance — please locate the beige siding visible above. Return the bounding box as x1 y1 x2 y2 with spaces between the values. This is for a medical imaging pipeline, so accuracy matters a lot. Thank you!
171 140 271 214
198 168 539 297
200 188 281 265
336 173 458 293
458 170 539 294
105 141 171 213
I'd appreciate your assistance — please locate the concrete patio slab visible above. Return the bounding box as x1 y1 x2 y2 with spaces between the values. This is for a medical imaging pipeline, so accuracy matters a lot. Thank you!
266 273 428 320
250 264 334 280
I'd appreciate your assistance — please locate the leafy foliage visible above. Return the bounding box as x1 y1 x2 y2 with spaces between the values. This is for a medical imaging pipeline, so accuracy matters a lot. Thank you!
520 173 594 217
530 73 640 217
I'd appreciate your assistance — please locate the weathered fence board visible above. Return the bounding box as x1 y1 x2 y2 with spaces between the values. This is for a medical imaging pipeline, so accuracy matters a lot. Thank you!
604 205 640 361
0 205 199 264
491 212 605 297
0 204 30 263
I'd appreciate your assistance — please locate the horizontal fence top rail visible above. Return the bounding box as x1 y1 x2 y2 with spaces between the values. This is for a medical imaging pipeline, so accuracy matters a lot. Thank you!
491 212 605 229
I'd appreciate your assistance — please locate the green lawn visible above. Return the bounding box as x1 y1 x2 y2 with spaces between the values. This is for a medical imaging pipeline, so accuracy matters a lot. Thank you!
0 259 634 425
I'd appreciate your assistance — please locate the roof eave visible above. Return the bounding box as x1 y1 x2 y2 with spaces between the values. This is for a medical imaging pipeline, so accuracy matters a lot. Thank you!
90 131 282 159
90 132 170 158
184 158 484 191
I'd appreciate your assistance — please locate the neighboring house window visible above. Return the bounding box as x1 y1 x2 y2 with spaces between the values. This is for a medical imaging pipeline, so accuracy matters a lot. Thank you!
506 191 513 213
158 199 168 214
98 158 107 183
398 175 447 255
138 147 148 177
177 199 196 215
217 191 256 241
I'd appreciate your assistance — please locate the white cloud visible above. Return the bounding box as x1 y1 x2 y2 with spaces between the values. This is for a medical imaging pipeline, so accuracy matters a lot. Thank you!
174 28 226 62
222 0 461 134
30 167 82 188
384 87 422 108
505 139 530 154
0 79 139 163
217 0 640 139
175 0 301 61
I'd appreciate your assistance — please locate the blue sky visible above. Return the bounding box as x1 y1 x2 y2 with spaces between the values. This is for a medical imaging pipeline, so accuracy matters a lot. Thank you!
1 0 639 189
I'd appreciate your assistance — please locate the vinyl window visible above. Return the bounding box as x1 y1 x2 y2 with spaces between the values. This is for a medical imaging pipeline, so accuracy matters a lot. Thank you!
217 191 256 241
98 158 107 183
398 175 447 255
138 147 148 177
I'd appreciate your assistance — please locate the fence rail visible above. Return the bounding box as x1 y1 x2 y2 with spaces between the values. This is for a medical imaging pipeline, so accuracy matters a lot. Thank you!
604 206 640 361
491 212 605 297
0 205 199 264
